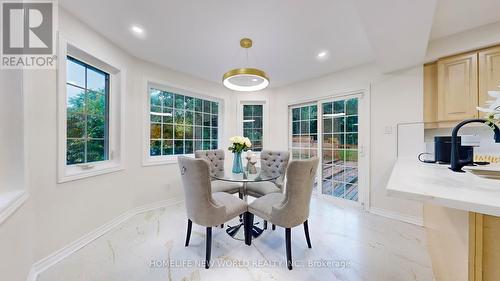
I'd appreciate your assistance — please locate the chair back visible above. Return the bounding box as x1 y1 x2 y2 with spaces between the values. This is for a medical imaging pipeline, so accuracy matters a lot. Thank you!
177 156 225 226
271 158 319 228
194 149 225 178
260 150 290 183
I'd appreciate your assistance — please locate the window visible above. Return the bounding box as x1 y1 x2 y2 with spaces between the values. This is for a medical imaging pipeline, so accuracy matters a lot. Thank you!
57 39 124 182
243 104 263 151
149 87 219 157
290 104 318 159
66 56 109 165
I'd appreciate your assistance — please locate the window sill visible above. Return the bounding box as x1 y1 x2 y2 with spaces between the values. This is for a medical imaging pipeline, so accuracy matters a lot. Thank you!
142 154 196 167
58 163 124 183
0 190 29 225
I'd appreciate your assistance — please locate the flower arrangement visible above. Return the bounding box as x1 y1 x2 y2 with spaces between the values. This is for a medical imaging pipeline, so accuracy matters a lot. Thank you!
477 87 500 129
228 136 252 153
228 136 252 173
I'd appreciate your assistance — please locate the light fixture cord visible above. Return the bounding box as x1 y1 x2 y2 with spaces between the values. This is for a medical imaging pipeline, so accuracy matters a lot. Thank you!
246 48 248 66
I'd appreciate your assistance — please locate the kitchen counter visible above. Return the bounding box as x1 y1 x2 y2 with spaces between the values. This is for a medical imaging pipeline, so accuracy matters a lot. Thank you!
387 158 500 217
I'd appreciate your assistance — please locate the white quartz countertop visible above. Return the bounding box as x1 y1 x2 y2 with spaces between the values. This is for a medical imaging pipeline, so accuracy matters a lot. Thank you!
387 159 500 217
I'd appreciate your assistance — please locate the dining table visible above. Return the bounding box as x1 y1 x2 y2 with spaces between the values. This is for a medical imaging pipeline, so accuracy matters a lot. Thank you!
211 168 279 241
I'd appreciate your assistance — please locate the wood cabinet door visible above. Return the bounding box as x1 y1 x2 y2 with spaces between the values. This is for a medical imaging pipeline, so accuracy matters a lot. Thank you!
479 46 500 112
437 53 478 121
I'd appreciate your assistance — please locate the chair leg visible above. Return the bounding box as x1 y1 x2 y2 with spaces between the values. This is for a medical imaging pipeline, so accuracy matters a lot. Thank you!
264 220 268 230
185 219 192 247
272 224 276 231
238 191 244 221
303 220 312 248
285 228 292 270
205 227 212 269
244 212 254 246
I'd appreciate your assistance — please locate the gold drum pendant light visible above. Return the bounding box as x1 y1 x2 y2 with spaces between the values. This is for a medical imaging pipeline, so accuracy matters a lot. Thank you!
222 38 270 92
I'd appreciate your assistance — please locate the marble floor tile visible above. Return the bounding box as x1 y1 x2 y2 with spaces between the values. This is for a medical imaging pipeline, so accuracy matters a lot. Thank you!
37 197 434 281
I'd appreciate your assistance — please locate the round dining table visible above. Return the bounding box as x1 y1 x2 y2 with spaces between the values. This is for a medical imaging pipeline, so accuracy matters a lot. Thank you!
211 168 279 241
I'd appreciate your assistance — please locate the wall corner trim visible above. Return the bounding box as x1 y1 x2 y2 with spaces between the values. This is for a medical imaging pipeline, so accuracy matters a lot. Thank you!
0 190 29 226
27 197 184 281
369 206 424 226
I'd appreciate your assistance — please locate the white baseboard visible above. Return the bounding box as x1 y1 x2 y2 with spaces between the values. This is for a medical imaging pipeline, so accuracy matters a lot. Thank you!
369 207 424 226
27 197 184 281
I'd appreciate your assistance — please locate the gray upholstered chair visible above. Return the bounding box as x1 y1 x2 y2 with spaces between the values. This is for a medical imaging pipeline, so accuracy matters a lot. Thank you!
246 158 319 270
245 150 290 198
178 156 248 269
195 149 242 196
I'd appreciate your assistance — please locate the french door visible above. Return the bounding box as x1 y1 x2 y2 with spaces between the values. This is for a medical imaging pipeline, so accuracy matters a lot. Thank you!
320 97 359 201
290 104 319 191
289 93 367 206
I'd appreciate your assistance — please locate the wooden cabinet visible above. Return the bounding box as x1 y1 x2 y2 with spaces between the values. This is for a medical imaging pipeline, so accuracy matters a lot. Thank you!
469 213 500 281
424 63 438 123
437 52 478 122
424 45 500 128
479 46 500 109
423 205 500 281
424 204 469 281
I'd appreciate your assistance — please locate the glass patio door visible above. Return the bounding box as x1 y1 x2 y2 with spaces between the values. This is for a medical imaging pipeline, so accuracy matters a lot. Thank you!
321 97 359 201
289 104 319 191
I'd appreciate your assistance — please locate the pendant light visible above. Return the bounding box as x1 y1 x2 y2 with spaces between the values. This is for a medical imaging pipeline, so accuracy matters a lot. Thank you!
222 38 270 92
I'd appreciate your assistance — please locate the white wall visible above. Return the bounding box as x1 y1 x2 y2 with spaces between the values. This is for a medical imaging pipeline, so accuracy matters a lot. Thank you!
0 201 35 281
0 8 242 281
426 20 500 62
0 69 33 281
0 70 25 192
28 8 240 259
269 64 425 222
425 126 500 157
369 66 424 220
3 6 500 281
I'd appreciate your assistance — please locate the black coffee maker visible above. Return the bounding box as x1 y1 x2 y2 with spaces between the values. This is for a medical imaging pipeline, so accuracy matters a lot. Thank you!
435 136 473 164
419 136 474 164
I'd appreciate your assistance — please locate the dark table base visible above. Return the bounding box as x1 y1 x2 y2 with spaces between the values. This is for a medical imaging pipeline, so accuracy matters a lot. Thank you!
225 218 264 241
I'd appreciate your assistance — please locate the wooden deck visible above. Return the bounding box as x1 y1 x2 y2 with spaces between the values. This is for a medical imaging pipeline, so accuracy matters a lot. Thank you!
321 160 358 201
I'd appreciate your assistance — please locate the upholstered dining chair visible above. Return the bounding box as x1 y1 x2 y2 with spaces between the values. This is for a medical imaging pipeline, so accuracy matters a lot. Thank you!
178 156 248 269
246 158 319 270
195 150 242 197
245 150 290 198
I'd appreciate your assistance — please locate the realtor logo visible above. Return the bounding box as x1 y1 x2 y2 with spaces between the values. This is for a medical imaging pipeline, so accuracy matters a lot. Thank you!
1 1 57 69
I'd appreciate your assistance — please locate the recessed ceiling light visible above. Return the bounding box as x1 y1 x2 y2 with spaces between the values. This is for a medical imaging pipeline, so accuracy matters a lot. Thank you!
130 25 145 37
317 50 329 60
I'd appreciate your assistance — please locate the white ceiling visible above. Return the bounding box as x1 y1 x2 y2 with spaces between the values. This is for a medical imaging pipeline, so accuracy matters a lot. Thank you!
430 0 500 40
352 0 437 72
59 0 500 88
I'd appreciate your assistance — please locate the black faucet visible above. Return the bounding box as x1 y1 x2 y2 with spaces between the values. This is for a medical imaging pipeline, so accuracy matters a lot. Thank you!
450 118 500 172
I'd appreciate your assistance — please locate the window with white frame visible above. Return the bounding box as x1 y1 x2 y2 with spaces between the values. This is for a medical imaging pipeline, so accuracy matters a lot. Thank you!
58 40 124 182
148 87 219 158
66 56 109 164
242 104 263 151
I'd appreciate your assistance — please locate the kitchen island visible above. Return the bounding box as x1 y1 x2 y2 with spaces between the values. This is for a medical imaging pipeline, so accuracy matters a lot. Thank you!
387 159 500 281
